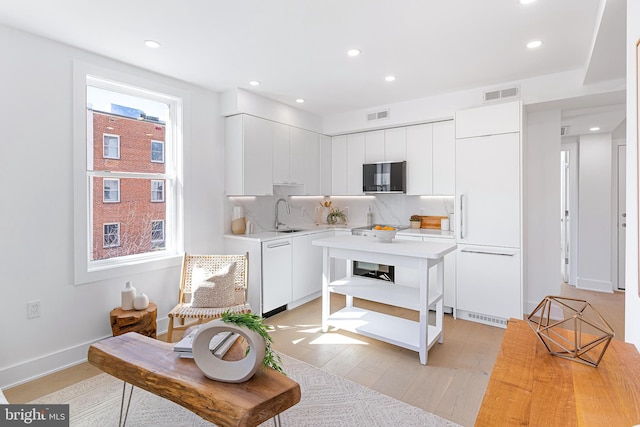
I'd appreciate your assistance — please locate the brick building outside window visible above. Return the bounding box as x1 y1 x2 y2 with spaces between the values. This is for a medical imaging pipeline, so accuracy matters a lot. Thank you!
90 108 166 260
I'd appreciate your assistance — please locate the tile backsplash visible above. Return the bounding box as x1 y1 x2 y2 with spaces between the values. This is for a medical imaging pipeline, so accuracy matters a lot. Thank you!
225 194 454 234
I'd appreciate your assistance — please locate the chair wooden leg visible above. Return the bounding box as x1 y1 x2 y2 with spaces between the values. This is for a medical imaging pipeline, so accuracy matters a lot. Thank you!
167 317 174 342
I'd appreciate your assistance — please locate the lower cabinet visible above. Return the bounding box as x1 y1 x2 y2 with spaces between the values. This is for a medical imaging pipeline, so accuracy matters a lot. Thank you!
291 231 333 307
395 234 456 313
456 245 521 326
262 238 292 314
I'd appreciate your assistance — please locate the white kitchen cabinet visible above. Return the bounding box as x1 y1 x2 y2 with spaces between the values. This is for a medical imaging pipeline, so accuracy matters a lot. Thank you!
456 133 520 247
291 231 333 306
456 246 521 323
384 127 407 161
272 121 290 185
290 127 320 195
455 101 521 138
224 114 273 196
364 130 385 163
320 134 332 195
346 133 365 195
262 238 292 314
331 135 348 195
406 123 434 195
432 121 455 195
395 234 456 312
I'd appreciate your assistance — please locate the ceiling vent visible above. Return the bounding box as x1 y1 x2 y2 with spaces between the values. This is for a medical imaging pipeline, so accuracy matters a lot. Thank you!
366 109 390 122
483 86 520 103
560 125 571 136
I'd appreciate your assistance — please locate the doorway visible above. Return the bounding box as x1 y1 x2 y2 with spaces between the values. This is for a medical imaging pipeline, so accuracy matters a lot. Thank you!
617 143 626 290
560 142 578 286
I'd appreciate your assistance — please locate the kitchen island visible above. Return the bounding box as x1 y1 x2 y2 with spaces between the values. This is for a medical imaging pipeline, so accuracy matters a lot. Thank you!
313 235 457 364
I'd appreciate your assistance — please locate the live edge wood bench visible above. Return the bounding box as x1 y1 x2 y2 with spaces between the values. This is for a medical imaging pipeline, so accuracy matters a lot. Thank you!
88 332 301 427
475 318 640 427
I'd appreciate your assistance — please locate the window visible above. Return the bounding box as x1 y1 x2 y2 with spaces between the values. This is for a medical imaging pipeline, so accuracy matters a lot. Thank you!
74 63 184 283
103 178 120 203
151 180 165 202
151 140 164 163
103 134 120 159
103 223 121 248
151 220 165 249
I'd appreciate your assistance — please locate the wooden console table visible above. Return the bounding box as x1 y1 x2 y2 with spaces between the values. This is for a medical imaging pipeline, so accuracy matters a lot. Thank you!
475 318 640 426
88 332 300 427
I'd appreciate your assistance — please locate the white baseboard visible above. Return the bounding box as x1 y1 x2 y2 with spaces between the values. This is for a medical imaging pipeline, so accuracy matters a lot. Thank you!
576 277 614 293
287 292 321 310
1 316 170 390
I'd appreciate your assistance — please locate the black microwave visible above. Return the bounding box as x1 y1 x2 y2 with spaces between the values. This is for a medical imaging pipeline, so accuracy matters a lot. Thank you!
362 161 406 193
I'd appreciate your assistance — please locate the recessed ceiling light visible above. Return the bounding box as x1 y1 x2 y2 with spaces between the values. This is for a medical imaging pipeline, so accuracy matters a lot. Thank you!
347 49 361 57
385 75 396 82
144 40 161 49
296 98 305 103
517 0 536 4
249 81 261 86
526 40 543 49
589 127 600 132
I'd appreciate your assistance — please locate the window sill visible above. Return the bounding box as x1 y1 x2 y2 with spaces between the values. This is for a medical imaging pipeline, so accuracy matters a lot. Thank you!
75 252 183 286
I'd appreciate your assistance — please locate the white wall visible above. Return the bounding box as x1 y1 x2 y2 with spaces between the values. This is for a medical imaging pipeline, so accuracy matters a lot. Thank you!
525 110 562 312
625 0 640 349
577 133 613 292
0 24 224 388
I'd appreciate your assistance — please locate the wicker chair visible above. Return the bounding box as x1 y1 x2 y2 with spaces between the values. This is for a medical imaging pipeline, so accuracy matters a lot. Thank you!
167 253 251 339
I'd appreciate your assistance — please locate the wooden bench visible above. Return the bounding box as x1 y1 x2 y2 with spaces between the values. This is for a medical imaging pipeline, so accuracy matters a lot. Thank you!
475 318 640 426
88 332 300 427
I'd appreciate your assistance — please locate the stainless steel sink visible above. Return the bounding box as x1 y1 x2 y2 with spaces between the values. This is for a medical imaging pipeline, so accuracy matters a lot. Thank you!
272 228 305 234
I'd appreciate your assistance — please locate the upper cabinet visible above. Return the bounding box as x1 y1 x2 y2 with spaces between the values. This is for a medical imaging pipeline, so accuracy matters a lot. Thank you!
225 114 273 196
225 114 323 196
346 133 365 195
331 135 348 195
406 124 433 195
364 130 385 163
455 101 520 138
384 127 407 162
432 121 455 195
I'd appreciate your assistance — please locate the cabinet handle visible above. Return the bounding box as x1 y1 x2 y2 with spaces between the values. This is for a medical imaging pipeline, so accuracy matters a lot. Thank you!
461 249 515 256
459 194 464 239
267 241 291 249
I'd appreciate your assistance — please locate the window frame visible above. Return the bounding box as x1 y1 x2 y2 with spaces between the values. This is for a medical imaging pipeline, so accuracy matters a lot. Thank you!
103 223 121 248
73 61 185 285
103 178 120 203
103 134 121 159
151 140 165 163
151 179 165 202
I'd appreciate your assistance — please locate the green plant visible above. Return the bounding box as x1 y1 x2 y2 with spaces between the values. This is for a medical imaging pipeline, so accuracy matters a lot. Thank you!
221 311 285 374
410 215 421 222
326 207 348 225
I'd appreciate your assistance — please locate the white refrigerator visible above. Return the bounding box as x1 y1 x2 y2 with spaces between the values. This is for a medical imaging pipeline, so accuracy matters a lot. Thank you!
455 131 522 326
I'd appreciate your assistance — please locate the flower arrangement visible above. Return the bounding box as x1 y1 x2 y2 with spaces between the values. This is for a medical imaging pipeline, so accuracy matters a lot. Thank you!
410 215 421 222
410 214 421 229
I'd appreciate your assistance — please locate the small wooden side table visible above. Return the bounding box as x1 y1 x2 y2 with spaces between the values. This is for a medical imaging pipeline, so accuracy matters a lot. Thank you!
110 303 157 338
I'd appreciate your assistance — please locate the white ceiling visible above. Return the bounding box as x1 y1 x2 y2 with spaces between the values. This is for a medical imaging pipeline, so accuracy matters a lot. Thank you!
0 0 627 133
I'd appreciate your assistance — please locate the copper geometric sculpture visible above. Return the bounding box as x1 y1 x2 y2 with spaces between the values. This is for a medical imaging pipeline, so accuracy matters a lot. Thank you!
527 296 614 367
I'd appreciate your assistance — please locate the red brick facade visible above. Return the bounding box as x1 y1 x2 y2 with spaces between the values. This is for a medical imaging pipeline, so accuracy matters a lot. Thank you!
91 111 167 260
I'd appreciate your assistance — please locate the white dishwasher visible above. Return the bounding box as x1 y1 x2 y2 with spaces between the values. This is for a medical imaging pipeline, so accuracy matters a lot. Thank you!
261 238 292 315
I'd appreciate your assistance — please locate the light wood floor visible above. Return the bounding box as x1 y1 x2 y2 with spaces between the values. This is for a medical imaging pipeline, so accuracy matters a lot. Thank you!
4 283 625 427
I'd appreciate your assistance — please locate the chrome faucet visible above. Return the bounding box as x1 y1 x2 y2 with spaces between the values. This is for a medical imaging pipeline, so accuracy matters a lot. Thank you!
274 198 290 229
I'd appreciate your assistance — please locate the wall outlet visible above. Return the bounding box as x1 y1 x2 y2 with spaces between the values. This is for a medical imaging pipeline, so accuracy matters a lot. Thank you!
27 301 40 319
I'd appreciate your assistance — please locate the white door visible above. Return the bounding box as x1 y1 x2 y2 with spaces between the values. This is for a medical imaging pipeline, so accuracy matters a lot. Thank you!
456 133 520 247
618 145 626 290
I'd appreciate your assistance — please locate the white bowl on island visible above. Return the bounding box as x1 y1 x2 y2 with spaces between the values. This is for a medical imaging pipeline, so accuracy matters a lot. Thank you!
375 228 397 243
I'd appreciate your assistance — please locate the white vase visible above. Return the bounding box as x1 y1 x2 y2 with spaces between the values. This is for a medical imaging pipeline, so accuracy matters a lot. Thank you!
134 293 150 310
121 281 136 310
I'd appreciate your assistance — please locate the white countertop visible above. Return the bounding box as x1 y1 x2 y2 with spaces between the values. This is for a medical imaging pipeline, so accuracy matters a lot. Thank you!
313 235 457 259
224 224 357 242
224 224 455 242
396 228 455 239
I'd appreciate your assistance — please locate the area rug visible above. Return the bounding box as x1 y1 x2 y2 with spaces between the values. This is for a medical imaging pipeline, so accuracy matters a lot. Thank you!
31 354 460 426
